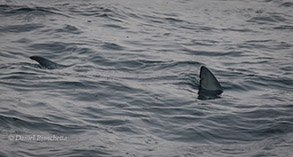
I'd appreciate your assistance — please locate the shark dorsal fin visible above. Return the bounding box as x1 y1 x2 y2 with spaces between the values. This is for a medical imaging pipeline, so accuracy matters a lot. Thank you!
198 66 223 97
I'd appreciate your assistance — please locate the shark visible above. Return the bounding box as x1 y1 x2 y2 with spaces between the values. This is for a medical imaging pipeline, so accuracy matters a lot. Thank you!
29 56 223 99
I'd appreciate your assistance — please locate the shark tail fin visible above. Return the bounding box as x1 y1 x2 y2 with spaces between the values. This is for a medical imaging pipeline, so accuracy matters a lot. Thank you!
30 56 59 69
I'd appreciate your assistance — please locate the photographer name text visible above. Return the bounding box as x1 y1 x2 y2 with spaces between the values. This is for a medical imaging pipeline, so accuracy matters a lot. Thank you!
8 134 67 142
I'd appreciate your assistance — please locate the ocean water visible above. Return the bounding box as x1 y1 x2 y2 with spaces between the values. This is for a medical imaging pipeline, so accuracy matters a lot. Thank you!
0 0 292 156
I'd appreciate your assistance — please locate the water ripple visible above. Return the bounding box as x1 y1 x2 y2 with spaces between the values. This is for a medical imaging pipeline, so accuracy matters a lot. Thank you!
0 0 292 156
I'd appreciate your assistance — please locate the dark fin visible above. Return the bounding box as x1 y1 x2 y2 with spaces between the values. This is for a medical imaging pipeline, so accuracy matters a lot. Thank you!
198 66 223 99
30 56 60 69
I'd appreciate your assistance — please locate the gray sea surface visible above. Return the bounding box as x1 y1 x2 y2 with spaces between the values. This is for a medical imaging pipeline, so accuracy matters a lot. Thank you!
0 0 293 156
